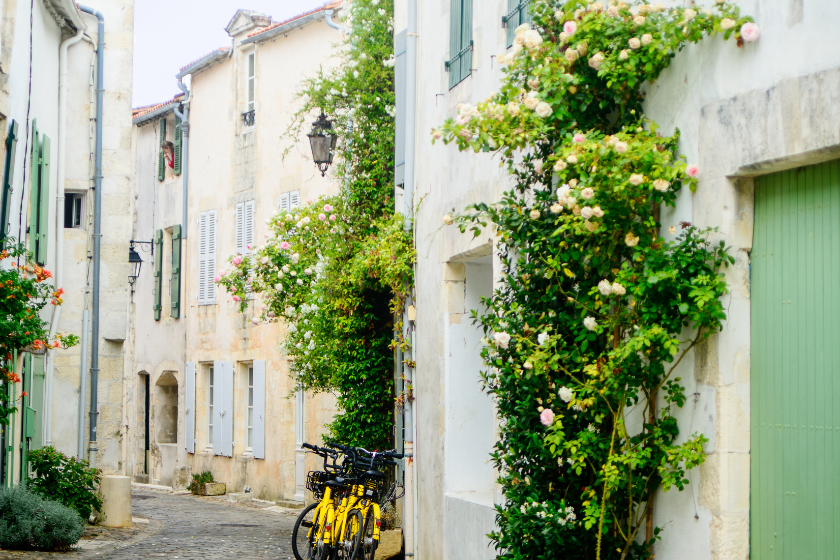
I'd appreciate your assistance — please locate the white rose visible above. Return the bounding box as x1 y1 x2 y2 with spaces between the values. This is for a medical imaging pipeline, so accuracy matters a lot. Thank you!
576 42 588 56
592 206 604 218
652 3 665 12
606 6 619 17
567 155 578 164
296 279 303 285
629 173 644 186
720 18 736 30
537 332 550 346
628 37 641 49
625 232 640 247
619 49 629 60
524 96 540 110
529 209 541 219
559 31 569 43
641 33 653 46
550 203 563 214
565 48 579 62
588 52 604 70
633 15 646 25
443 214 454 225
558 386 574 402
653 179 670 192
554 10 564 21
581 206 594 219
583 317 597 331
683 8 696 22
535 102 552 118
553 159 568 172
507 102 520 116
611 282 626 296
572 205 581 216
527 77 540 90
524 29 543 50
614 141 628 153
598 279 612 296
494 331 511 349
557 185 571 199
515 23 530 36
581 187 595 200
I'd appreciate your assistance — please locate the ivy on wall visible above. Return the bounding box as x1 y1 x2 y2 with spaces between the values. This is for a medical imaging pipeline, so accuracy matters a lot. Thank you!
219 0 413 451
435 1 756 558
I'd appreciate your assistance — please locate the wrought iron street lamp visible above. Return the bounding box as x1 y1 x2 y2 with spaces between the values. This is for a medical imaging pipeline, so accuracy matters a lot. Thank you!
307 112 337 177
128 239 153 288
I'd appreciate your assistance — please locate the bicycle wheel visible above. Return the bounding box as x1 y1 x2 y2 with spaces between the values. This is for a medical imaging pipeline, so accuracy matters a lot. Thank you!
360 507 378 560
336 509 364 560
292 503 321 560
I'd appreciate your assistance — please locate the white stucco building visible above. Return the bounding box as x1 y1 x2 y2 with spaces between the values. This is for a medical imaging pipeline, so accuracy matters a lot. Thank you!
396 0 840 558
125 5 345 503
0 0 134 484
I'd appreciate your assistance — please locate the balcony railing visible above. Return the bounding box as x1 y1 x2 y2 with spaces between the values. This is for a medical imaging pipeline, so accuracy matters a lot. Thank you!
242 110 256 127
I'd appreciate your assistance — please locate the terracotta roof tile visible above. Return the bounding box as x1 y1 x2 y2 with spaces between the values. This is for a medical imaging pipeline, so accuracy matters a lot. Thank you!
132 93 184 120
246 1 341 38
179 47 230 73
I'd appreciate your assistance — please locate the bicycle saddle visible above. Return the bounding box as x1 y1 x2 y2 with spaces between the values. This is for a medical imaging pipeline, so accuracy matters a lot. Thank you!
363 470 386 479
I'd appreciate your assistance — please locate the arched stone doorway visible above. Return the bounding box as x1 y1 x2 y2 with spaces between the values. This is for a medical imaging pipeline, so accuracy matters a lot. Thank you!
155 372 178 444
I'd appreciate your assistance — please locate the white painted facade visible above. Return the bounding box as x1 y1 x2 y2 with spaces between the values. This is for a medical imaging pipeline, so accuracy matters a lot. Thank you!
1 0 134 483
399 0 840 558
125 8 345 502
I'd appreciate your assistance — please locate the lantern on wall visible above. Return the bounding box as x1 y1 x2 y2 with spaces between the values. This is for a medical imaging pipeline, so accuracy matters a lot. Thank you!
307 113 338 177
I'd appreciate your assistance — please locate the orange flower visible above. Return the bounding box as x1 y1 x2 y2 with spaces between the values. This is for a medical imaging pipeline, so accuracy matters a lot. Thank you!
51 340 60 348
32 340 45 350
21 391 27 397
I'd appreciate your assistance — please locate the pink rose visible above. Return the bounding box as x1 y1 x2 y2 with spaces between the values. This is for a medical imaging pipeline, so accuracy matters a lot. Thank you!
251 318 259 325
573 133 585 143
740 22 760 42
318 213 327 221
330 214 337 221
214 275 221 283
540 408 555 427
563 21 577 35
280 242 291 250
306 197 313 203
686 165 699 178
232 256 242 265
232 295 241 302
324 204 332 212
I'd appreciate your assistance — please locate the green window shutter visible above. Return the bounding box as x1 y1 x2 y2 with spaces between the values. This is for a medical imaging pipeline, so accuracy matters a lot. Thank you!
171 224 181 318
36 135 50 266
447 0 472 89
153 229 163 320
30 354 45 450
505 0 519 48
1 120 19 248
28 121 39 256
158 118 166 182
174 116 182 176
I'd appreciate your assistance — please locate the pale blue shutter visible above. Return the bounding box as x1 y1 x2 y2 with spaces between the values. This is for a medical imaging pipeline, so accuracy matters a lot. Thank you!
185 362 195 453
220 361 234 457
252 360 265 459
448 0 463 89
212 361 222 454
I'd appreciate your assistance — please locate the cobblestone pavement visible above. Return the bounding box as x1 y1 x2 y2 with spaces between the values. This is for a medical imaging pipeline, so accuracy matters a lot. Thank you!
0 488 302 559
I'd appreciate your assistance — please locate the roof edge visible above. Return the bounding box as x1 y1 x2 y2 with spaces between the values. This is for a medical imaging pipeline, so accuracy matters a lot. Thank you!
133 102 179 126
177 48 231 79
241 7 335 45
46 0 86 32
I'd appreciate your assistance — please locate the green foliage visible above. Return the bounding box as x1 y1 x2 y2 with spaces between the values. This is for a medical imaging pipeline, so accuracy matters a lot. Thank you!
0 485 84 551
0 242 78 425
188 471 214 495
434 1 751 558
28 446 102 522
218 0 412 451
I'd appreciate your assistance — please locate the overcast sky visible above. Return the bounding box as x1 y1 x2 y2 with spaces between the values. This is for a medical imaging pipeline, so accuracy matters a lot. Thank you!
133 0 328 107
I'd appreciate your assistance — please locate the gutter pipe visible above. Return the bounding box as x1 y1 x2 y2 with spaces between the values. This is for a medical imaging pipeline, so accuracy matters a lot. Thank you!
45 25 85 448
325 9 348 34
78 4 103 468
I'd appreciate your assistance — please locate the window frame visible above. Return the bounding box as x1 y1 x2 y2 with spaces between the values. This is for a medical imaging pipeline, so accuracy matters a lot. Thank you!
64 192 84 229
246 365 254 451
446 0 473 89
207 365 214 451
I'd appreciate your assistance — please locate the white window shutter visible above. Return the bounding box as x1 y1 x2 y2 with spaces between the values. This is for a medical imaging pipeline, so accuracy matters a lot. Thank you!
212 361 222 455
290 190 300 210
279 193 290 213
207 210 216 304
252 360 266 459
245 200 255 254
235 202 245 255
198 212 207 304
221 361 234 457
185 362 196 453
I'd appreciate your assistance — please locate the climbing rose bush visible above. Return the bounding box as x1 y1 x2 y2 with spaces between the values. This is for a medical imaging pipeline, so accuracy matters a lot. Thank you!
435 0 754 558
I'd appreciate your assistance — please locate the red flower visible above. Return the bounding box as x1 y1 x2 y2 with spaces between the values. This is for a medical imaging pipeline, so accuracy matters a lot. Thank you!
20 391 27 397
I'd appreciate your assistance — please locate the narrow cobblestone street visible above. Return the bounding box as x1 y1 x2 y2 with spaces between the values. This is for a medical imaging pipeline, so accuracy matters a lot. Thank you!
0 488 301 559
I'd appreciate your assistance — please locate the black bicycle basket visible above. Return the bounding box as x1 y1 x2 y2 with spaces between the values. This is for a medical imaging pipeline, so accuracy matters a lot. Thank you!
306 470 330 500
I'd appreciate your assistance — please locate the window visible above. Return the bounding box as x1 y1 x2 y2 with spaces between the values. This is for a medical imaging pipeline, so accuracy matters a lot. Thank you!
197 210 216 305
246 365 254 449
278 190 301 213
446 0 473 89
235 200 255 255
64 193 83 228
243 52 256 127
207 365 214 448
504 0 532 48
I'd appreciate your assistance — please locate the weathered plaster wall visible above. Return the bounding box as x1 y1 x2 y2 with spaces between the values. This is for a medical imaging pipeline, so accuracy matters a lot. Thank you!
409 0 840 559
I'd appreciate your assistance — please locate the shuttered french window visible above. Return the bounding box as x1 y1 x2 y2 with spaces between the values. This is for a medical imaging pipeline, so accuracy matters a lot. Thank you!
174 115 182 175
252 360 265 459
158 118 166 182
198 210 216 305
504 0 532 48
170 224 181 318
153 229 163 320
185 362 196 453
446 0 473 89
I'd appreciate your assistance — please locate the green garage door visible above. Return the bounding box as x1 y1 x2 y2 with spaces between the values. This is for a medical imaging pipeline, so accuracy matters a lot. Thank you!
752 159 840 559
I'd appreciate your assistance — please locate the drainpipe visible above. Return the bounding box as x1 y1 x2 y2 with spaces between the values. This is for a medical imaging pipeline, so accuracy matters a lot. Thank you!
78 4 103 468
44 26 86 448
401 0 418 555
173 80 189 240
325 9 348 34
77 310 89 459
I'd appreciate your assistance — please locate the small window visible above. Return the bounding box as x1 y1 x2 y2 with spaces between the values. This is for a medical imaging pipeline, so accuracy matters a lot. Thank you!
64 193 83 228
447 0 473 89
243 52 256 127
208 366 214 446
247 366 254 449
247 53 255 113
